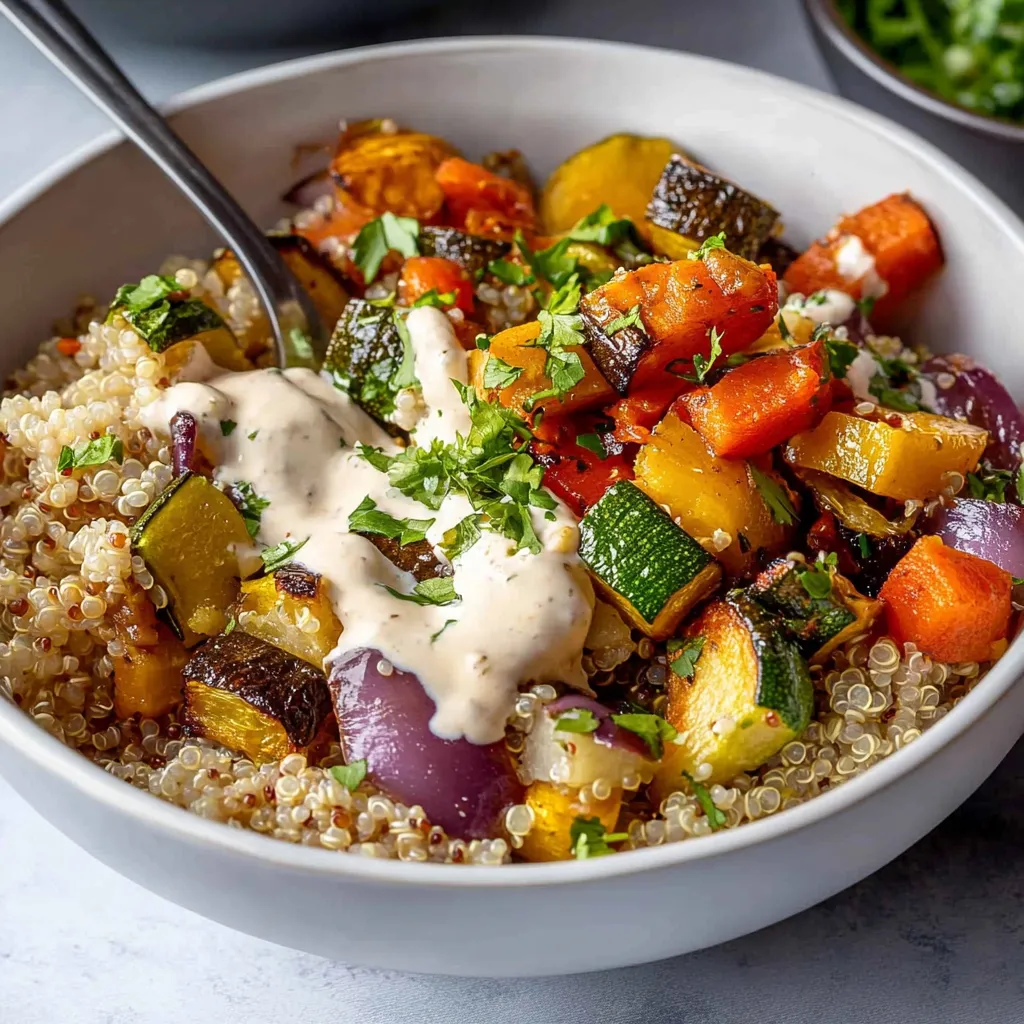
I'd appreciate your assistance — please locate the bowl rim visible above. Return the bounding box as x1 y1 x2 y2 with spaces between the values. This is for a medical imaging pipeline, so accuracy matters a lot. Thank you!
802 0 1024 142
1 34 1024 889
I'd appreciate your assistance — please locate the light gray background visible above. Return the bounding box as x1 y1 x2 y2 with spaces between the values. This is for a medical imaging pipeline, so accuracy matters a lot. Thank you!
1 2 1023 1021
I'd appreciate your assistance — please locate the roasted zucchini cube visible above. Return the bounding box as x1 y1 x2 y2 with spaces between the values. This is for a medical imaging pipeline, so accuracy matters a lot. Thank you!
182 631 333 764
645 155 779 262
418 226 510 276
238 565 342 668
130 473 252 647
578 481 721 640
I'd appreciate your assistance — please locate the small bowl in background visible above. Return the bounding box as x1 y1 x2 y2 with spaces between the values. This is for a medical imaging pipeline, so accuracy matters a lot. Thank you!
802 0 1024 214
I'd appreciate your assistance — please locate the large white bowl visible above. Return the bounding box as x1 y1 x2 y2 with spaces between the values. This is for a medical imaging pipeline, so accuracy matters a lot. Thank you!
1 38 1023 978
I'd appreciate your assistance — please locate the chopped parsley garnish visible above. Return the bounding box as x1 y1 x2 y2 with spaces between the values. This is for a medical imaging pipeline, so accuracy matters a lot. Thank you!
347 495 434 546
430 618 457 643
856 295 877 318
219 419 237 436
677 327 724 384
867 351 923 412
966 465 1015 503
570 816 629 859
111 274 180 313
487 259 535 286
524 275 587 408
604 303 647 337
686 232 727 261
483 355 524 390
412 289 457 309
565 204 635 245
440 514 483 560
1017 466 1024 504
287 326 315 364
554 709 600 734
390 311 418 390
1014 577 1024 587
575 432 608 459
514 230 580 290
823 333 859 379
381 575 460 606
475 333 491 350
231 481 271 539
610 712 678 759
248 429 259 441
682 771 727 830
777 313 793 342
223 614 237 635
749 465 797 525
261 536 309 573
667 636 705 680
856 532 873 560
330 760 367 791
57 435 124 473
351 212 420 284
799 551 838 600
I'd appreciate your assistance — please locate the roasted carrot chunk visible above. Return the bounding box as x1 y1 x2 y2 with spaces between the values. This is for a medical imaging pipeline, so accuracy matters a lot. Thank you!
608 380 688 444
295 188 374 249
578 249 778 394
783 193 943 326
879 536 1011 663
436 157 536 234
681 340 832 458
398 256 476 314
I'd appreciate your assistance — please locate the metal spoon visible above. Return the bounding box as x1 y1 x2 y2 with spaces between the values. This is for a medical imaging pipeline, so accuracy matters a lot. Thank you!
0 0 326 368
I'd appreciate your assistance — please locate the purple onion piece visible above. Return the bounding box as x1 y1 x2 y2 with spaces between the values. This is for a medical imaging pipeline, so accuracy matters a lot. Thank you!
328 648 523 841
545 693 651 758
169 411 197 477
926 499 1024 577
282 169 335 209
545 694 610 719
920 354 1023 471
838 307 874 348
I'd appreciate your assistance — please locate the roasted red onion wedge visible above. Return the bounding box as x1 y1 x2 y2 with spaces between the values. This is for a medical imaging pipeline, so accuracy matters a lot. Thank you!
921 354 1024 471
169 410 197 477
328 648 524 841
926 499 1024 578
545 694 650 759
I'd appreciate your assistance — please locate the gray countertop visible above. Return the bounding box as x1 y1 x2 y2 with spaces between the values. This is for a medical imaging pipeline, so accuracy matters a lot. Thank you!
1 2 1023 1021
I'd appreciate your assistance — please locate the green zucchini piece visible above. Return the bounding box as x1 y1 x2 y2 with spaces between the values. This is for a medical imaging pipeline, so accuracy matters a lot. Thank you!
324 299 406 423
131 473 251 647
654 593 813 791
109 287 235 356
645 155 779 262
419 226 510 276
749 558 881 664
578 480 721 640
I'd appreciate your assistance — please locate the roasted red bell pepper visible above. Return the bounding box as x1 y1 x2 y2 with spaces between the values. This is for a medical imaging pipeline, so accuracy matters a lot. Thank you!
398 256 476 314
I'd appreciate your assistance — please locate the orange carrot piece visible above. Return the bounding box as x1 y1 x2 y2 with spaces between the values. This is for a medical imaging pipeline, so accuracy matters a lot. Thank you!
295 188 374 248
398 256 476 314
608 381 688 444
56 337 81 357
879 536 1011 663
783 193 943 326
681 339 832 458
436 157 535 233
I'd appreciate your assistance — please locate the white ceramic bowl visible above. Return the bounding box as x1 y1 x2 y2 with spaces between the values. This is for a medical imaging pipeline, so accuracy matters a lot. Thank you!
1 38 1023 978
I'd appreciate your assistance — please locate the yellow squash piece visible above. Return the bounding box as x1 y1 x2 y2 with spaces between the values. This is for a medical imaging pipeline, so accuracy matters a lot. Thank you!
518 781 623 862
634 412 792 575
784 410 988 501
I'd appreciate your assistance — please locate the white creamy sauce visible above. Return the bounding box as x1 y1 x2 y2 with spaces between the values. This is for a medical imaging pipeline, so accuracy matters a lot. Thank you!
783 288 856 326
834 234 889 300
845 348 879 403
916 374 938 413
143 307 593 745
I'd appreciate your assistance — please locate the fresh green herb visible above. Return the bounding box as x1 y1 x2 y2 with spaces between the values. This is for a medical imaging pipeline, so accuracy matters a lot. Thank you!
1017 464 1024 504
390 311 418 390
347 495 434 546
554 709 600 734
869 373 921 412
524 275 587 408
682 771 727 830
515 230 579 290
248 430 259 441
56 435 124 473
965 465 1014 503
610 712 678 759
575 432 608 459
857 295 877 318
487 259 535 286
686 232 727 261
261 536 309 573
232 481 270 539
483 355 524 390
330 760 367 791
749 465 797 525
1013 577 1024 587
430 619 457 643
352 212 420 284
824 333 859 379
777 313 793 342
604 303 647 337
287 327 315 364
440 514 483 560
570 816 629 859
381 575 460 606
219 419 237 437
223 614 237 635
355 443 394 474
666 636 706 680
412 289 458 309
566 204 636 246
366 292 397 308
856 532 873 559
679 327 724 384
799 551 838 600
111 274 180 313
475 333 491 351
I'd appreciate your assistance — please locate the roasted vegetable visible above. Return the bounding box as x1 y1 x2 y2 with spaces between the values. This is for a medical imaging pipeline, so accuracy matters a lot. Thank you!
540 133 677 237
749 557 881 663
797 468 920 538
681 339 832 459
783 193 943 327
130 473 251 647
645 155 779 261
359 533 450 582
435 157 536 235
324 298 405 423
294 187 375 250
237 565 342 668
654 594 813 794
182 631 333 764
398 256 475 314
578 249 778 394
578 480 721 640
927 498 1024 579
518 782 623 862
784 410 988 501
418 225 511 276
634 411 791 575
607 381 685 445
467 320 615 419
330 120 458 220
879 535 1011 663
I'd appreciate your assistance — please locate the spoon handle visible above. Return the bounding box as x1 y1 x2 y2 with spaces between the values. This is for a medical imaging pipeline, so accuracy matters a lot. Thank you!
0 0 325 366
